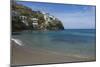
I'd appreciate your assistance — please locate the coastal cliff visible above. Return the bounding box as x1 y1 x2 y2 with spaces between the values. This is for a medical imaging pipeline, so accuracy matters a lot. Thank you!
12 1 64 32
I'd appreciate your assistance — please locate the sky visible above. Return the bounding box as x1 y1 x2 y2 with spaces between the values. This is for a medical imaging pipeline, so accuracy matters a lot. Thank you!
16 1 96 29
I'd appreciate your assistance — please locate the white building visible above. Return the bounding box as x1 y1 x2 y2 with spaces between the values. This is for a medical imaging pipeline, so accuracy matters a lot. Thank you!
20 16 29 26
31 18 38 27
49 15 56 20
42 12 56 24
43 13 50 24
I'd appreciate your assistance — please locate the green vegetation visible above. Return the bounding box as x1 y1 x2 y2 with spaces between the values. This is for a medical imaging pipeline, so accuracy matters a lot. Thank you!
12 1 64 32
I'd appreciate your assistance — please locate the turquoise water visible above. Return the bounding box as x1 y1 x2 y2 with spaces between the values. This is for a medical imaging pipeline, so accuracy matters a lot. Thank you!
12 29 96 58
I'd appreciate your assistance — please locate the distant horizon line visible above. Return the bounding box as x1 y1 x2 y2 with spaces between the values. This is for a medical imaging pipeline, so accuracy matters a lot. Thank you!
64 28 96 30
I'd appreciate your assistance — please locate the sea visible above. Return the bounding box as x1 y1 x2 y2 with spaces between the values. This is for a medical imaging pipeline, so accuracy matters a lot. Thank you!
12 29 96 59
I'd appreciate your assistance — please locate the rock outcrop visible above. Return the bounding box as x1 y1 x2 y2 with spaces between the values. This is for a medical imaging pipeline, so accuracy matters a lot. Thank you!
12 1 64 32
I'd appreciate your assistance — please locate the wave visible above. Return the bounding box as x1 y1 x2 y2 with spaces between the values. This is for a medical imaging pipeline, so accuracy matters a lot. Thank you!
11 38 24 46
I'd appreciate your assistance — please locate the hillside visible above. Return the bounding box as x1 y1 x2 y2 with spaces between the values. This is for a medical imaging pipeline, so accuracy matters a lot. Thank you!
11 1 64 32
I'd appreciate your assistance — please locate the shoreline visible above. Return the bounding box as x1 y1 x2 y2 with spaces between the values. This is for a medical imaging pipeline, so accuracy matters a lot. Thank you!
11 39 95 66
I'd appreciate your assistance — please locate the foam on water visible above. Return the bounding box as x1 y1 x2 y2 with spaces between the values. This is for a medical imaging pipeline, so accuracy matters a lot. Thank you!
12 29 96 58
12 38 23 46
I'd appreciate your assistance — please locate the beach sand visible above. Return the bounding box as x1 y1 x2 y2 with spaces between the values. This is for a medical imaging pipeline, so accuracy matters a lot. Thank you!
11 40 95 66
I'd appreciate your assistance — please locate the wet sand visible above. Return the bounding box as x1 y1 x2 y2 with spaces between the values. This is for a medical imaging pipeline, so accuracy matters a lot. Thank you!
11 40 95 66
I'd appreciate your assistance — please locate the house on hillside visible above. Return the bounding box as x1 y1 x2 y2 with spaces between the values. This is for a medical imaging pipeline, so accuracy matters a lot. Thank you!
49 15 56 20
43 12 56 24
31 18 38 28
20 16 29 26
43 13 50 24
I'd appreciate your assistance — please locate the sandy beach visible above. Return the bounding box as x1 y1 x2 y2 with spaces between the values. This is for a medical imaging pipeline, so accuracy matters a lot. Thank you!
11 40 95 66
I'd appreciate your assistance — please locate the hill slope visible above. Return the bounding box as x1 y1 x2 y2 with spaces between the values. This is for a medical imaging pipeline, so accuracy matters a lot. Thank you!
11 1 64 32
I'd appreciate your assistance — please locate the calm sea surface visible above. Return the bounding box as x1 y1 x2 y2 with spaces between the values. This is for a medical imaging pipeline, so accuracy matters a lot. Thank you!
12 29 96 58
